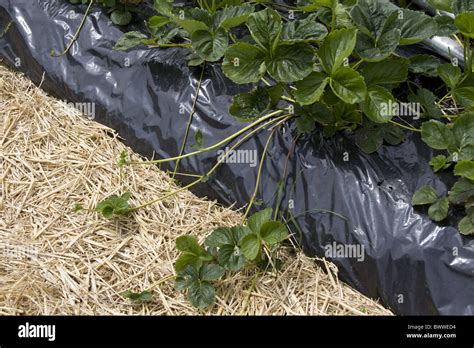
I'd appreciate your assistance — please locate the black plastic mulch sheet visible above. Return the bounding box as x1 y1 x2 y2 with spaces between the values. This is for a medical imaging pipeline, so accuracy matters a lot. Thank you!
1 0 473 315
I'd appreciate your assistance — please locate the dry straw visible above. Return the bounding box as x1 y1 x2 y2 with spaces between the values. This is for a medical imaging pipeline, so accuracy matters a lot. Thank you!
0 64 391 315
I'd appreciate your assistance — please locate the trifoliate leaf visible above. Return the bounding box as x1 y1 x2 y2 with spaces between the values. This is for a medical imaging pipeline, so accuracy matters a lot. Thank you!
114 31 148 51
96 192 131 219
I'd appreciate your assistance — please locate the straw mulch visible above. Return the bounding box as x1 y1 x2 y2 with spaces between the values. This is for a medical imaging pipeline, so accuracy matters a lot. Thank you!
0 65 392 315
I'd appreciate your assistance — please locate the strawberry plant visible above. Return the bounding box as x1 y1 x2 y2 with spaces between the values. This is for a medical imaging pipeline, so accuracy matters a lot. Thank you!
174 208 288 308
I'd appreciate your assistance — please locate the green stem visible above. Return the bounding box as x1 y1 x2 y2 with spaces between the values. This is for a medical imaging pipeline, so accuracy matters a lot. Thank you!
281 95 295 103
51 0 94 57
148 43 192 48
389 119 421 132
172 64 206 180
240 270 260 315
127 109 284 165
243 117 289 220
128 115 288 211
351 59 364 70
260 77 271 86
273 134 299 221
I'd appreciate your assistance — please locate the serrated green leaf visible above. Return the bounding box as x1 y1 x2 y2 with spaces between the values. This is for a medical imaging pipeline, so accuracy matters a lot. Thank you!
295 103 334 133
435 15 458 36
191 28 228 62
200 263 225 281
114 31 148 51
175 253 202 273
318 28 357 75
449 178 474 204
428 0 453 12
408 88 442 119
408 55 442 77
454 160 474 180
122 290 152 302
355 29 400 62
355 122 383 153
428 197 449 221
111 9 132 26
297 0 334 12
222 42 266 84
173 17 209 36
438 63 462 89
176 235 204 255
452 0 474 14
455 12 474 38
240 233 261 260
229 86 271 122
350 0 394 38
281 14 328 42
294 72 330 105
188 281 215 308
384 9 438 45
217 244 247 271
453 87 474 110
362 85 395 123
430 155 449 172
412 185 439 205
205 227 234 248
260 221 288 245
148 16 170 30
421 120 456 150
246 8 282 51
213 4 255 30
266 42 314 82
330 67 367 104
452 113 474 147
153 0 174 16
361 58 408 86
96 192 130 219
248 208 272 234
459 215 474 235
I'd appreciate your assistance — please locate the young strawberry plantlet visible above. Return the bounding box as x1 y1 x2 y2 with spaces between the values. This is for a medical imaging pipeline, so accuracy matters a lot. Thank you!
174 208 288 309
